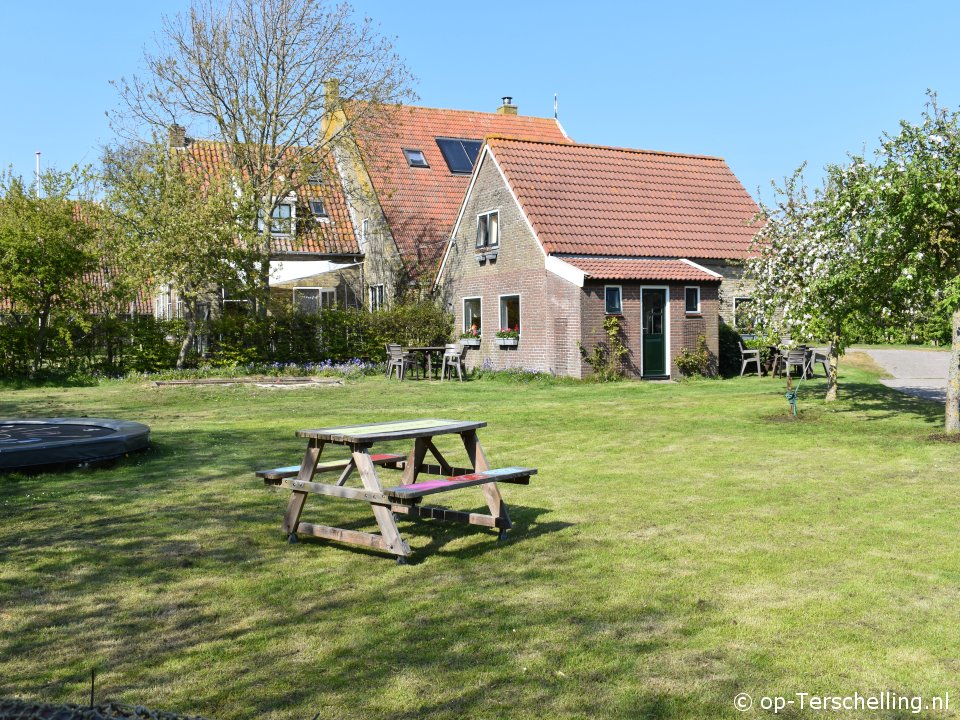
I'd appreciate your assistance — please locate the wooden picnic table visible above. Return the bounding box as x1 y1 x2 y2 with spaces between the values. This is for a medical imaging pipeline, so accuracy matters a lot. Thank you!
258 418 536 562
405 346 448 378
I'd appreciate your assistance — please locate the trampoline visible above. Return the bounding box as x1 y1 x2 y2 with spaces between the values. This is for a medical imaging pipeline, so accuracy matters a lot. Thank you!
0 418 150 471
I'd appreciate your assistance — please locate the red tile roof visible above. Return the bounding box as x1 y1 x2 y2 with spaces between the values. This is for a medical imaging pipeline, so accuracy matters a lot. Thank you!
487 138 759 260
184 141 358 257
352 105 571 275
562 256 721 282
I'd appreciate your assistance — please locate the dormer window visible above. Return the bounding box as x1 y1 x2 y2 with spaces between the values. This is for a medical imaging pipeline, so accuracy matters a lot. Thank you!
403 148 429 168
476 211 499 249
258 202 294 236
436 137 482 174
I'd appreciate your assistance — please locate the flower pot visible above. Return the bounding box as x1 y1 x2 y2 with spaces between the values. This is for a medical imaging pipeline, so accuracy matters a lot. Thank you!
496 337 518 347
460 338 480 347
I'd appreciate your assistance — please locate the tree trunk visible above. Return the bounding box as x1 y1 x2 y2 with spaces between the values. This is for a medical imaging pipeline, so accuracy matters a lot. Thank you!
825 332 841 402
32 299 52 374
177 301 198 370
945 307 960 434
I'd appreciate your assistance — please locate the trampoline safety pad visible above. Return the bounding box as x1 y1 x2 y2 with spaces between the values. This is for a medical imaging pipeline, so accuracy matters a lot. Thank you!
0 418 151 471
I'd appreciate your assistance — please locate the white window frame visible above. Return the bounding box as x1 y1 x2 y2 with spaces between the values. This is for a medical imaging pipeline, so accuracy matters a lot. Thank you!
476 210 500 249
604 285 623 315
684 286 701 315
734 296 754 331
360 219 369 251
463 296 482 334
498 293 521 335
293 286 335 313
369 283 385 311
258 198 296 237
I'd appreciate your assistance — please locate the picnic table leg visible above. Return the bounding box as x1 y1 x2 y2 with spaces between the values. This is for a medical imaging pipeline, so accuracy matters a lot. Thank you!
400 437 429 485
282 438 324 542
353 447 411 559
461 430 513 539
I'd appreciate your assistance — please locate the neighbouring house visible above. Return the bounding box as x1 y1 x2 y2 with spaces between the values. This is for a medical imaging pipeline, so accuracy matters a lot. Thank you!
434 137 760 378
156 128 362 318
318 87 572 309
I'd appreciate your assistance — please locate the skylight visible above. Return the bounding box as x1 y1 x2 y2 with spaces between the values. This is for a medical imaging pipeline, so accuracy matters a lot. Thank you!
436 138 483 174
403 148 429 168
309 199 327 217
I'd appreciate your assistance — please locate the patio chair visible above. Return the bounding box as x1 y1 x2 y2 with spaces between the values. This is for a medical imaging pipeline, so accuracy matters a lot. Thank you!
782 349 810 379
812 346 830 377
738 341 761 377
386 343 420 381
440 342 468 382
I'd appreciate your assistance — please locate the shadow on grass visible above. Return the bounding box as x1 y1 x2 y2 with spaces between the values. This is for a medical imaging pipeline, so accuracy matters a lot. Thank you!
837 381 945 425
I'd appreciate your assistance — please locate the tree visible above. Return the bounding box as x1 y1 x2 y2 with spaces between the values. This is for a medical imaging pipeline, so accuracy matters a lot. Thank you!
0 168 99 374
102 139 258 368
747 162 881 401
871 94 960 432
112 0 414 314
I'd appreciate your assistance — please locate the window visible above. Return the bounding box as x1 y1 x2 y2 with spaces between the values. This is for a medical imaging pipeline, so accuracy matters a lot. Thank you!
435 137 483 174
293 287 334 313
403 148 429 168
369 284 385 311
309 199 327 218
604 286 622 315
734 297 755 333
463 297 482 335
476 211 499 249
499 294 520 334
154 284 173 320
685 287 701 314
360 219 369 250
258 202 294 236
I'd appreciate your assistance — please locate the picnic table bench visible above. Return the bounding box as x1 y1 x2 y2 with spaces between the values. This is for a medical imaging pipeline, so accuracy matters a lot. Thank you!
257 418 536 562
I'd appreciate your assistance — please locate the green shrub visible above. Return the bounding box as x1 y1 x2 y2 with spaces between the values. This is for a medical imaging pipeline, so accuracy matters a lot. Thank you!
577 316 628 382
675 335 712 378
718 321 744 377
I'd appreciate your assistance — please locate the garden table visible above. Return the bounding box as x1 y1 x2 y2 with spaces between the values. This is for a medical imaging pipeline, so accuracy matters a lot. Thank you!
257 418 536 562
405 346 448 378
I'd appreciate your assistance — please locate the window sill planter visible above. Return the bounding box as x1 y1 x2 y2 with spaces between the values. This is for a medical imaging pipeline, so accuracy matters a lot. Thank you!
460 337 481 347
496 337 519 347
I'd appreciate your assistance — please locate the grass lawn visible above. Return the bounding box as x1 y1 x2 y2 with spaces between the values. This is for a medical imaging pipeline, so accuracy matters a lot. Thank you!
2 366 959 719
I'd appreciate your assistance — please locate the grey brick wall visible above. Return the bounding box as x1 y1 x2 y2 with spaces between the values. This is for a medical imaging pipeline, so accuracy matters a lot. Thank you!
697 260 755 328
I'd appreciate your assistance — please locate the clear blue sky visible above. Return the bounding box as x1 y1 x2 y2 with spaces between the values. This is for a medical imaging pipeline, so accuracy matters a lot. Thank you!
2 1 959 203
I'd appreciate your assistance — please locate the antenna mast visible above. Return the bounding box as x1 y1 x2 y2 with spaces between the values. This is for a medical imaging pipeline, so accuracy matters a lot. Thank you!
35 151 41 197
553 93 558 120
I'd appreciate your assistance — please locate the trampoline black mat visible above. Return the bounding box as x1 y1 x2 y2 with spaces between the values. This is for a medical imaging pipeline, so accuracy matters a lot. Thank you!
0 418 151 471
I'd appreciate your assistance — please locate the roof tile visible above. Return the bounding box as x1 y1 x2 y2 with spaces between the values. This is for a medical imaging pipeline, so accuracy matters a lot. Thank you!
488 138 759 260
562 257 721 282
354 105 570 275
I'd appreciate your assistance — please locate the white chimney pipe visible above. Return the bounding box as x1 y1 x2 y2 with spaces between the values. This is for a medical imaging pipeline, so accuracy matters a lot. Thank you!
35 151 41 197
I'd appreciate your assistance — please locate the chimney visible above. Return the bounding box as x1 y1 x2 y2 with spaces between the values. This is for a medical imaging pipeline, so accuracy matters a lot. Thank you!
168 123 187 148
496 96 518 115
325 78 341 109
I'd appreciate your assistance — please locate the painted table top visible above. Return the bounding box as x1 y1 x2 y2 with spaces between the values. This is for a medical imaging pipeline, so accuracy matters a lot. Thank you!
297 418 486 444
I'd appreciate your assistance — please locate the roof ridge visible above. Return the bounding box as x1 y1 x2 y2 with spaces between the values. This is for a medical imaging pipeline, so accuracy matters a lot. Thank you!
355 101 560 122
487 135 726 162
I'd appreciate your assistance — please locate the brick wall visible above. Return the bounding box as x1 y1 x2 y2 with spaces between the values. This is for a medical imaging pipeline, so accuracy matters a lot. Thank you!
579 281 720 377
437 152 561 374
697 259 755 328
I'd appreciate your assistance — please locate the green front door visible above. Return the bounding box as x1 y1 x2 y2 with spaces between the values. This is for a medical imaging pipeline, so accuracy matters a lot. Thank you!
642 289 667 377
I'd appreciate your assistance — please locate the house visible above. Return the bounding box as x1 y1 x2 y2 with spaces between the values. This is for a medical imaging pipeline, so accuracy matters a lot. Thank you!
158 128 363 316
306 86 572 309
433 137 760 378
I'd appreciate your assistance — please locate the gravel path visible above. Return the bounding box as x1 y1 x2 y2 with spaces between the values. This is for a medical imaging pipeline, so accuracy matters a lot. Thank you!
859 348 951 403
